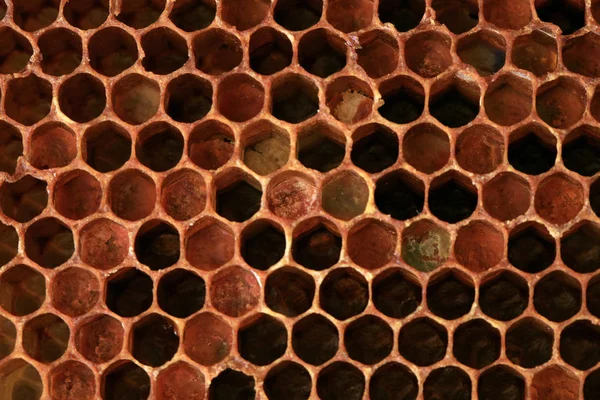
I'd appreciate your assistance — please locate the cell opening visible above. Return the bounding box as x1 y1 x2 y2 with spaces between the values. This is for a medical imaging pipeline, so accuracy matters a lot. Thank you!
458 29 506 76
12 0 59 31
249 27 293 75
39 28 82 77
351 123 398 173
103 361 150 400
132 314 179 367
210 265 261 317
370 363 418 400
5 74 52 126
292 314 338 365
424 367 471 400
59 73 106 123
116 0 166 28
135 220 180 271
64 0 109 29
242 120 290 176
53 170 102 220
241 220 286 271
375 170 425 221
136 122 184 172
428 172 478 224
326 0 373 33
209 369 255 400
348 219 397 270
512 30 558 76
561 221 600 274
0 224 17 267
535 173 584 225
161 169 207 221
49 361 96 400
326 76 374 124
508 222 555 273
483 0 531 29
29 123 77 170
478 366 525 400
534 271 581 322
563 125 600 177
185 217 235 271
403 123 450 173
156 362 206 400
215 170 262 222
193 28 242 76
298 122 345 172
83 122 131 173
267 172 317 220
0 360 42 400
345 315 393 365
24 218 73 269
401 219 451 272
429 76 480 128
76 314 123 363
221 0 270 30
141 27 188 75
398 317 448 366
479 270 529 321
426 270 475 320
183 312 232 365
106 268 153 318
453 319 501 369
108 169 156 221
238 314 288 366
320 268 368 320
378 75 425 124
322 172 369 221
432 0 478 34
585 368 600 400
0 122 22 174
158 269 205 318
274 0 322 31
405 31 453 78
265 267 315 317
536 77 586 129
0 27 32 74
378 0 425 32
112 74 160 125
484 74 532 126
506 318 553 368
169 0 216 31
0 175 47 223
264 362 312 400
508 123 557 175
271 73 319 123
51 267 100 317
217 74 264 122
89 27 138 77
23 313 69 363
316 362 365 400
536 0 585 35
454 220 505 273
456 124 504 174
356 30 399 78
482 172 531 222
188 120 234 170
298 28 346 78
560 320 600 370
292 219 341 271
0 265 45 317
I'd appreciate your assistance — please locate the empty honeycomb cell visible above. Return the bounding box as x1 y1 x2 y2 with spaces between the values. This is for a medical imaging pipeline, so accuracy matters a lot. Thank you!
135 220 180 270
102 361 150 400
0 176 47 223
398 317 448 366
453 319 501 369
424 367 471 400
0 315 15 361
12 0 58 31
210 369 255 400
274 0 322 31
292 314 338 365
161 169 206 221
210 265 260 317
297 122 345 172
378 75 425 124
116 0 165 28
434 0 477 32
136 122 184 171
427 270 475 320
79 218 128 270
348 219 397 270
217 74 264 122
375 170 425 220
534 271 581 322
112 74 160 125
0 359 42 400
378 0 425 32
49 360 96 400
320 267 368 320
63 0 109 30
108 169 156 221
531 365 579 400
534 173 584 225
457 30 506 77
369 362 418 400
188 120 234 170
265 361 312 400
23 313 69 363
588 276 600 320
356 30 398 79
141 27 188 75
455 220 504 273
183 312 232 365
322 171 369 221
265 267 315 317
215 170 262 222
156 362 206 400
193 28 242 76
345 314 393 365
351 123 398 173
0 122 22 174
249 27 293 75
405 31 452 78
326 0 373 33
29 123 77 171
536 0 584 35
563 125 600 176
483 172 531 222
59 73 106 123
586 368 600 400
238 313 287 366
512 30 558 76
403 123 450 174
483 0 531 29
478 365 525 400
88 27 138 77
75 314 124 363
53 169 102 220
131 314 179 367
298 28 346 79
373 268 421 319
484 74 533 126
480 270 528 321
428 171 478 224
536 77 586 129
316 362 365 400
429 75 480 128
221 0 270 30
326 76 373 124
506 318 553 368
241 220 285 270
0 265 45 317
5 74 52 126
185 217 235 270
169 0 216 32
242 120 290 176
267 172 317 220
292 219 341 271
105 268 153 317
158 269 205 318
39 28 83 77
0 27 32 74
0 223 16 267
51 267 100 317
24 218 73 269
402 219 451 272
455 124 504 175
508 123 557 175
271 73 319 124
508 222 555 273
560 320 600 370
83 121 131 173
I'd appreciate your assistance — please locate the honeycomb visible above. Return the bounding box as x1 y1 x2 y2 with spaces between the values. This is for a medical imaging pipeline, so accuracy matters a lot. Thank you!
2 0 600 399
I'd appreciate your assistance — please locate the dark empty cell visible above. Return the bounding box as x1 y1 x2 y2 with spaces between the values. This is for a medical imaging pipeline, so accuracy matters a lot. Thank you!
59 73 106 123
242 225 286 270
508 226 555 273
298 29 346 78
563 133 600 177
5 74 52 126
169 0 216 32
135 221 180 271
378 0 425 32
561 223 600 274
593 180 600 217
293 226 341 271
158 269 205 318
132 314 179 367
0 265 46 317
0 27 32 74
217 181 262 222
345 315 393 365
534 273 581 322
271 75 319 123
112 74 160 125
506 320 553 368
536 0 584 35
560 320 600 370
373 271 421 319
585 368 600 400
320 269 368 320
0 360 42 400
209 369 255 400
103 362 150 400
453 319 501 369
457 30 506 77
427 273 474 320
63 0 109 30
238 314 287 366
265 268 315 317
12 0 59 31
424 367 471 400
430 86 479 128
375 173 424 221
275 0 322 30
22 314 69 363
432 0 478 34
0 223 17 267
88 27 138 77
106 269 153 317
193 28 242 76
0 122 23 175
508 133 556 175
84 122 131 173
351 126 398 173
478 366 525 400
136 124 183 172
378 88 424 124
117 0 166 28
0 176 48 223
298 129 345 173
24 218 73 269
428 178 477 224
38 28 81 76
317 362 365 400
399 318 447 366
292 314 338 365
479 273 528 321
265 362 311 400
249 27 292 75
370 363 418 400
165 74 212 123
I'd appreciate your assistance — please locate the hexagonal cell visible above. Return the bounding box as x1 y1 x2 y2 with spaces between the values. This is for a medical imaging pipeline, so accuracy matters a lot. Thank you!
455 220 504 273
112 74 160 125
369 363 418 400
53 170 102 220
241 220 285 271
484 74 532 126
51 267 100 317
585 367 600 400
267 172 317 220
320 267 368 320
210 265 260 317
23 313 69 363
424 367 471 400
209 369 255 400
378 75 425 124
322 172 368 221
193 28 242 76
535 173 584 225
483 172 531 221
508 222 555 273
189 120 234 170
135 220 180 271
483 0 531 29
0 122 22 175
116 0 165 28
326 76 374 124
563 125 600 177
221 0 269 30
49 360 95 400
298 28 346 78
169 0 215 31
480 271 528 321
404 124 450 173
241 121 290 176
532 365 579 400
217 74 264 122
348 219 397 270
132 314 179 367
265 267 315 317
427 270 475 320
345 315 393 365
161 169 206 221
274 0 322 30
215 170 262 222
316 362 365 400
398 317 447 366
373 269 421 319
378 0 425 32
13 0 58 31
326 0 372 32
297 122 345 173
512 30 558 76
59 73 106 123
356 30 398 78
478 365 525 400
25 218 73 269
292 219 341 271
64 0 109 29
560 320 600 370
536 0 584 35
5 74 52 126
79 218 128 271
265 361 311 400
156 362 205 400
292 314 338 365
88 27 137 77
29 124 76 172
249 27 292 75
405 31 452 78
429 75 480 128
0 27 32 74
158 269 205 318
534 271 581 322
432 0 478 33
141 27 188 75
186 217 235 271
0 176 47 223
0 265 45 317
271 73 319 124
456 124 504 174
351 123 398 173
536 77 586 129
454 319 501 369
375 170 424 221
39 28 82 78
428 172 477 223
238 313 287 366
82 121 131 173
508 123 557 175
75 314 123 363
402 219 450 273
184 312 232 366
457 29 505 76
106 268 153 317
506 318 553 368
103 361 150 400
0 359 42 400
135 122 183 172
108 169 156 221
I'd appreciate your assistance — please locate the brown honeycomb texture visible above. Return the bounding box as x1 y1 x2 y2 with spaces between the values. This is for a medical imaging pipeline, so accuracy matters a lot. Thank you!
3 0 600 399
